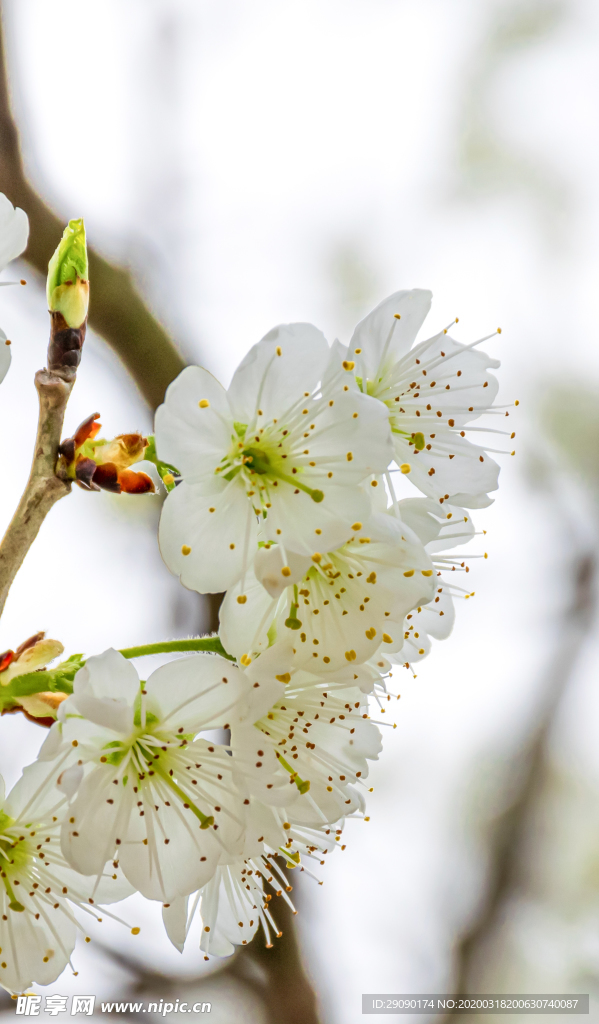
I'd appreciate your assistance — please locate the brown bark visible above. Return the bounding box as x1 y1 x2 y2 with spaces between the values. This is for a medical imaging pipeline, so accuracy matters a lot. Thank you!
0 368 72 618
0 10 321 1018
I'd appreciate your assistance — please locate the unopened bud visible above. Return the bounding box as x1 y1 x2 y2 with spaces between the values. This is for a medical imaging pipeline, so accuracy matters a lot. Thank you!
47 219 89 329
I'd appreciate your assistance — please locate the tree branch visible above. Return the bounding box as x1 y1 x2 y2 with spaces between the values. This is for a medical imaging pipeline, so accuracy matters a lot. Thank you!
0 9 322 1019
0 368 72 618
0 13 186 411
448 550 597 1010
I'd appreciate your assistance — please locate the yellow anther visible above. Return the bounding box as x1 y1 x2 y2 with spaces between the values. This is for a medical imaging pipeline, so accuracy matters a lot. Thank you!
418 648 425 654
276 346 282 356
181 545 191 556
281 566 292 577
366 572 376 584
198 400 210 408
352 522 362 530
163 473 175 486
276 673 291 684
346 452 353 461
393 314 401 320
240 654 252 666
400 463 411 474
514 399 520 406
497 327 502 334
421 569 433 577
283 822 291 829
237 595 247 604
382 634 393 644
365 628 376 640
342 360 355 371
312 553 322 563
131 927 140 935
345 650 357 662
403 569 414 577
484 552 488 559
354 347 362 354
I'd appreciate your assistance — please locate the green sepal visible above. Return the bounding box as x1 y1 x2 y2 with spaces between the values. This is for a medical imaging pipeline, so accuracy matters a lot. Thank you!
47 219 89 327
0 654 85 711
144 436 179 492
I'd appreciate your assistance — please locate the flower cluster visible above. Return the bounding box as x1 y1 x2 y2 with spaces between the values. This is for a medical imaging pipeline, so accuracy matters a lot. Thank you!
1 287 509 993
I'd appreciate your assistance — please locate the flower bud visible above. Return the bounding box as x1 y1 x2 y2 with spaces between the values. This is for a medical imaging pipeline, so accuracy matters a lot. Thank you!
46 218 89 329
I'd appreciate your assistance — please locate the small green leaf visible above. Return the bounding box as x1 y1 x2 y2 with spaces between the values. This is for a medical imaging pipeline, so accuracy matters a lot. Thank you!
144 436 179 492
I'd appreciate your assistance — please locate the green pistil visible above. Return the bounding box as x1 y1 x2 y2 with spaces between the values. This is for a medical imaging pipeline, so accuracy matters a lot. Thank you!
274 751 310 794
284 590 302 631
412 432 425 450
1 869 24 912
152 761 214 829
272 470 324 502
242 448 271 474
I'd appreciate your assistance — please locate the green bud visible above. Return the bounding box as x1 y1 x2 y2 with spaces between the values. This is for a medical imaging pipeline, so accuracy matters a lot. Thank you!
47 218 89 328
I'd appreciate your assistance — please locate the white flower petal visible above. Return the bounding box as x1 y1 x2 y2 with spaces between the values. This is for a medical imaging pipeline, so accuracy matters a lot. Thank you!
145 654 242 733
162 896 189 952
0 193 29 271
155 366 233 486
199 864 261 956
219 569 275 660
233 642 291 724
119 797 221 902
350 289 432 380
56 763 83 799
61 769 131 877
394 431 500 509
159 479 258 593
0 328 10 386
0 904 75 994
227 323 330 424
253 544 310 598
74 649 140 705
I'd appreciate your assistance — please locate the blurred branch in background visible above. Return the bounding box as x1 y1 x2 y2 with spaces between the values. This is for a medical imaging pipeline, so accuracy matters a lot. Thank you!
447 381 599 1007
96 891 321 1024
0 6 322 1021
448 549 596 1006
0 11 185 411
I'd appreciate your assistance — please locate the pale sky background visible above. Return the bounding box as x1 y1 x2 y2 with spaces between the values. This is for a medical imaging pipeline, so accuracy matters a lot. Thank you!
1 2 599 1022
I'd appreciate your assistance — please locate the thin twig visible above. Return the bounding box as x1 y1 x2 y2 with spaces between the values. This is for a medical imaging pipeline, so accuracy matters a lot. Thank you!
0 8 322 1017
0 12 186 411
0 368 73 618
448 550 596 1008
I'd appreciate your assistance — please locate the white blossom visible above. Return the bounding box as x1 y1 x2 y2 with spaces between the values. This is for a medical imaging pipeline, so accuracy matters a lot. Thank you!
219 510 435 672
162 806 337 957
230 668 381 827
0 193 29 387
155 326 393 594
0 762 132 995
348 290 504 508
50 649 257 902
393 497 476 664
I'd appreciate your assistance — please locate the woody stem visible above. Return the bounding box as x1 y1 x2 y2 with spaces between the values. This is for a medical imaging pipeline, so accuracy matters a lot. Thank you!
0 368 73 621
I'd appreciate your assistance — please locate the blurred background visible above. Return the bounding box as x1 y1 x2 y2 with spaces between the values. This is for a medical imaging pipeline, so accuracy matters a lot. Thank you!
1 0 599 1021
